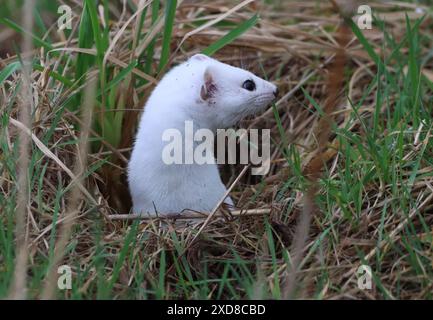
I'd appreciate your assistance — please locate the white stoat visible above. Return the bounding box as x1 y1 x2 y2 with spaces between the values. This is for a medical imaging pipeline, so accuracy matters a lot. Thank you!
128 54 278 216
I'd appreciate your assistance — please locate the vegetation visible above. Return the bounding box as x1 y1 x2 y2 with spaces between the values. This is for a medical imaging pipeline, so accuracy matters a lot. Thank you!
0 0 433 299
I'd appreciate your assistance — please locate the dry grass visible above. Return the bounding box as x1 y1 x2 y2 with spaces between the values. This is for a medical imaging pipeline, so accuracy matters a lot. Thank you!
1 0 433 299
8 0 35 300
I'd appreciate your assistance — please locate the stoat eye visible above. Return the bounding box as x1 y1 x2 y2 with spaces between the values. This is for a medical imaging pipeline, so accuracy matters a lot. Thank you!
242 79 256 91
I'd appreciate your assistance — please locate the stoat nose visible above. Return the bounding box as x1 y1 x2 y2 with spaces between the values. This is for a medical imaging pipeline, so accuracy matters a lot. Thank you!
273 87 279 99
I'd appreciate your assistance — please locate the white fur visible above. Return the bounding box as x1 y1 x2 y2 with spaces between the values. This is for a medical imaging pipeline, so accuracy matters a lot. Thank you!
128 54 277 215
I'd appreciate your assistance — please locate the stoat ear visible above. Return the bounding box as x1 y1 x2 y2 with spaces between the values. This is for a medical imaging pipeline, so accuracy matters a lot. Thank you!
200 67 217 101
191 53 209 61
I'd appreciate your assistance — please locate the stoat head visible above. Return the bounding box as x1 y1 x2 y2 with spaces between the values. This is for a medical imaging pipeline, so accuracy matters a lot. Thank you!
190 54 278 128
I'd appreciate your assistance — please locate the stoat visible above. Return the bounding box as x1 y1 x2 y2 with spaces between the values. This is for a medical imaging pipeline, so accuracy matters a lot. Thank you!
128 54 278 216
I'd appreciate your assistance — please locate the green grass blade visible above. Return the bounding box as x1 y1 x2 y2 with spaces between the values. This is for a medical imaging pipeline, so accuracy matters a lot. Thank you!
0 62 20 85
158 0 177 73
0 17 53 50
202 14 259 56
